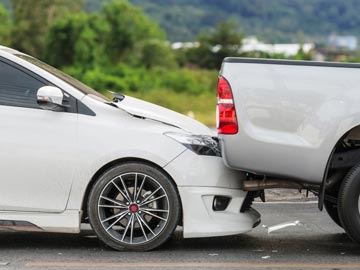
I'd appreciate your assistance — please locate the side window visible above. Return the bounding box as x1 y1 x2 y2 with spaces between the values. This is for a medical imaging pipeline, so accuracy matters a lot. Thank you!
0 60 45 109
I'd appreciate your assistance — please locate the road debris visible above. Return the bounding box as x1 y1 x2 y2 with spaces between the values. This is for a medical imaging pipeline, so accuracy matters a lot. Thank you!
262 220 303 234
261 256 271 259
0 262 9 266
208 253 219 256
252 248 265 252
85 235 97 238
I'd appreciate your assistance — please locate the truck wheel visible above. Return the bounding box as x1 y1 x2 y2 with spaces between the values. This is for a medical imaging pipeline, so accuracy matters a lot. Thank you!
87 162 181 251
324 199 342 228
338 163 360 243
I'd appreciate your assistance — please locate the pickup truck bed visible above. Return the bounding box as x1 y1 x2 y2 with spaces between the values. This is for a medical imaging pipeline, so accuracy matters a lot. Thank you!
219 58 360 184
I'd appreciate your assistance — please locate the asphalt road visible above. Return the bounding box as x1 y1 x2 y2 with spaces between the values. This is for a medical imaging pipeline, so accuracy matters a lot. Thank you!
0 202 359 270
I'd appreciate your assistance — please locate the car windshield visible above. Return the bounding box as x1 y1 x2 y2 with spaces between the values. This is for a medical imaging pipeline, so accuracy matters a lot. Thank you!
15 54 111 102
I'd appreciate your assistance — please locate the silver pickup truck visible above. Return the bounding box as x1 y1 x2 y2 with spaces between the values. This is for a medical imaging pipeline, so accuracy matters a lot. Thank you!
218 57 360 243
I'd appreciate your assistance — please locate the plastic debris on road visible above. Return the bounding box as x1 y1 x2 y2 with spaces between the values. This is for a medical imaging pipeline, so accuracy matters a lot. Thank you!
262 220 303 234
261 256 271 259
85 235 97 238
0 262 9 266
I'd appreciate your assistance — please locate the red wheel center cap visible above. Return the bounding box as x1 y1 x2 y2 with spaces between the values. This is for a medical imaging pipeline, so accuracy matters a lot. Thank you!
129 204 139 213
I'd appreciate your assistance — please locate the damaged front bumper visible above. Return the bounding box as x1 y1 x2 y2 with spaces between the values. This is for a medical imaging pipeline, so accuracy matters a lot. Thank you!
178 186 261 238
164 149 261 238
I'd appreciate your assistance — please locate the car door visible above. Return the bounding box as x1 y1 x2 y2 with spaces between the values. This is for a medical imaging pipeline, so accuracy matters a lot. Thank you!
0 58 78 213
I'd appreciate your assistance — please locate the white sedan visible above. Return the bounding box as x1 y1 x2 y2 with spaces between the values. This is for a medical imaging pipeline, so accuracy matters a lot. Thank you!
0 46 260 251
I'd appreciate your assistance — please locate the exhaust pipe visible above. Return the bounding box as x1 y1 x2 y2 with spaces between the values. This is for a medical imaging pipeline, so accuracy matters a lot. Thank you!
242 179 303 191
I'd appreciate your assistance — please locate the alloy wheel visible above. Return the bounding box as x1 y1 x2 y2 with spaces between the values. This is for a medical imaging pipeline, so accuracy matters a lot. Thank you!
97 172 170 245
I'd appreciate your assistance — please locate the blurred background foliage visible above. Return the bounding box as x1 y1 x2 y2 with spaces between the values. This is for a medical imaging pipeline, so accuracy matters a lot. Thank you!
97 0 360 43
0 0 359 125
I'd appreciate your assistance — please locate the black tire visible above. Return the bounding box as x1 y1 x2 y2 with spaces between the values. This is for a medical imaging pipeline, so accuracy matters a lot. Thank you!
324 199 342 228
87 162 181 251
338 163 360 243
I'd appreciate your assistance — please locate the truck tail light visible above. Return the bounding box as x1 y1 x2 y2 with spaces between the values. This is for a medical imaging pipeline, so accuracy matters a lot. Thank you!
216 76 238 134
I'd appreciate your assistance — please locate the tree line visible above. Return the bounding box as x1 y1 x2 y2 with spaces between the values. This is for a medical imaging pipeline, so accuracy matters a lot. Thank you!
0 0 309 126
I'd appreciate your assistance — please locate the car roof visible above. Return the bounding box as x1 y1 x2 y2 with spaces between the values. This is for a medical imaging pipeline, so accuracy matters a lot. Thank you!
0 46 24 55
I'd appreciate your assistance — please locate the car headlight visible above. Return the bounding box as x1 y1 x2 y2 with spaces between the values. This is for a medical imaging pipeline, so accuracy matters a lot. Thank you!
164 132 221 157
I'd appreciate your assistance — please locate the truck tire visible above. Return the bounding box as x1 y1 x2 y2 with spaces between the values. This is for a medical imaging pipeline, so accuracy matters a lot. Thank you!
338 163 360 243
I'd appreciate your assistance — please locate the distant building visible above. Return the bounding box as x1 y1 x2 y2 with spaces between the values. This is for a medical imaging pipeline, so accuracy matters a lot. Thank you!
241 36 314 57
328 35 357 51
171 37 315 57
171 42 199 50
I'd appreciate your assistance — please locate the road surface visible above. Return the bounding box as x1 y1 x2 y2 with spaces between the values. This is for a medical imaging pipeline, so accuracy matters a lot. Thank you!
0 202 358 270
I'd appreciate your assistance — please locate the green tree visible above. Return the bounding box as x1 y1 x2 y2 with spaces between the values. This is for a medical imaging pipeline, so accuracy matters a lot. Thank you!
101 0 165 64
44 12 106 69
140 40 177 69
45 0 174 70
186 21 243 69
0 3 11 46
10 0 83 58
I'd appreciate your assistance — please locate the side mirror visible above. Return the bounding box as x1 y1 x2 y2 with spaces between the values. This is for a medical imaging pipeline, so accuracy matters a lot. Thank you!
37 86 64 111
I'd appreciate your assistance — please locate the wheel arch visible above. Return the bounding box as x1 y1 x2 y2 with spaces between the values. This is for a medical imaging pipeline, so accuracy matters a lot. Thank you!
326 124 360 173
80 157 183 223
319 124 360 209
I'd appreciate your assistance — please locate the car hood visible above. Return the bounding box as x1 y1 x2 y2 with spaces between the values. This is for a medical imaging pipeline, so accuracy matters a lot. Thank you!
114 95 214 136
